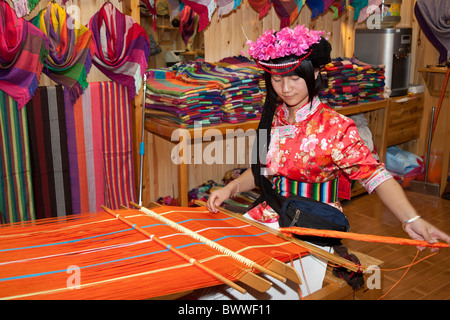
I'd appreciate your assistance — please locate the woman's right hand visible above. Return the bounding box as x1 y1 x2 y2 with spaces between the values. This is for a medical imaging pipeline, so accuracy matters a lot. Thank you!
206 183 235 213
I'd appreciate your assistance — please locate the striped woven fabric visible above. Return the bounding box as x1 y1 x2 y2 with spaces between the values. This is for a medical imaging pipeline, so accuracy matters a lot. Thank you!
272 175 338 203
97 81 137 210
26 86 72 219
32 2 95 105
64 84 105 214
64 81 136 214
0 91 35 224
88 2 150 102
0 0 48 109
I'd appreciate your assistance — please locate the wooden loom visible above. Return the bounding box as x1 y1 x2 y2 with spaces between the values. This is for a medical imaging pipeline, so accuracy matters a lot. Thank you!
0 199 371 300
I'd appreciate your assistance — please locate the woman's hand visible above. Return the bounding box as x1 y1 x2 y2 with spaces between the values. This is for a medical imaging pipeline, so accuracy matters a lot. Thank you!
403 218 450 252
374 179 450 252
206 183 235 213
206 169 255 213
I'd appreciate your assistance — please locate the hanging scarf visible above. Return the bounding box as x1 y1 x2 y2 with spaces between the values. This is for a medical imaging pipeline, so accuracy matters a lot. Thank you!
181 0 217 32
32 2 94 104
0 0 48 109
88 2 150 102
247 0 305 28
180 6 197 46
140 0 157 31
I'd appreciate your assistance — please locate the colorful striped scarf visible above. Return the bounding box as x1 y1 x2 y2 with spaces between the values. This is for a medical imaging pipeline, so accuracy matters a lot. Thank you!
64 83 104 214
88 2 150 102
180 6 197 46
0 0 48 109
0 91 35 223
32 2 94 104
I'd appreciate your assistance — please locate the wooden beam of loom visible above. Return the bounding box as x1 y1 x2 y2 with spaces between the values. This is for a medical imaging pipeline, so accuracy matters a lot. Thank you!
194 200 360 273
281 227 449 249
130 202 297 284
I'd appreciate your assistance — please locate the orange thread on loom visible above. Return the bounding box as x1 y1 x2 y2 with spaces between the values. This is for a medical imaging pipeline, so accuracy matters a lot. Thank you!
101 205 248 294
377 250 420 300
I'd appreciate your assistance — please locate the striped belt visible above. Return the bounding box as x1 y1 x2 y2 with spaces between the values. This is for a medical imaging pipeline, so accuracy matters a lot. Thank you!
272 176 338 203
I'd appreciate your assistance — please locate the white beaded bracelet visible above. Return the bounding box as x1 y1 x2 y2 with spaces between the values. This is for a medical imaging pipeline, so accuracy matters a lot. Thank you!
403 215 421 225
234 178 240 194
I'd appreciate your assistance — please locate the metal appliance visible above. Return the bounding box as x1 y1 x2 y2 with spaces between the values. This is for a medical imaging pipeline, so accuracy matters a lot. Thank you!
354 28 412 97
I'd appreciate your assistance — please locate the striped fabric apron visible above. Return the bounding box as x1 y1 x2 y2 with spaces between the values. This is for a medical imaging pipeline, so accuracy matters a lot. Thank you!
272 175 338 203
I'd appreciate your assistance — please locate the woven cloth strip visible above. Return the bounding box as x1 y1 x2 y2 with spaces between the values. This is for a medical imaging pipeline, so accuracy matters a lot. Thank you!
0 91 35 223
26 85 73 219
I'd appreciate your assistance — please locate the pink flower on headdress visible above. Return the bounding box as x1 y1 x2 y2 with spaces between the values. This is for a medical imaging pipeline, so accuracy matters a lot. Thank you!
247 25 327 61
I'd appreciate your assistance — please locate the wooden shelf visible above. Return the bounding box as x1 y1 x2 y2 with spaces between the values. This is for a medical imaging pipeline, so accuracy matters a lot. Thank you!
156 25 179 45
145 120 260 140
419 67 450 97
334 99 388 116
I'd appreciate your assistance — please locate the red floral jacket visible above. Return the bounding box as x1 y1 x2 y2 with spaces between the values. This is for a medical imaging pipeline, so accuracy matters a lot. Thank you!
248 96 392 223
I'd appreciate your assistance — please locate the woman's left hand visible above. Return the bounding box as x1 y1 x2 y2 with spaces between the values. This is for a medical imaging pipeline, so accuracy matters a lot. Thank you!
403 219 450 252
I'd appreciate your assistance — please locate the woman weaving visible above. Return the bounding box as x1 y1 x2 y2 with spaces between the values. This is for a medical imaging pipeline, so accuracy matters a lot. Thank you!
202 25 450 299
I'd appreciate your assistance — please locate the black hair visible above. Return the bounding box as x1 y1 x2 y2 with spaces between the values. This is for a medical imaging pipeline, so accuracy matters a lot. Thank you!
250 36 332 213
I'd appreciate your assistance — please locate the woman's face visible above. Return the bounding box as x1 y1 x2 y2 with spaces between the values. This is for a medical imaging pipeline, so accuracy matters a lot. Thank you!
270 74 309 110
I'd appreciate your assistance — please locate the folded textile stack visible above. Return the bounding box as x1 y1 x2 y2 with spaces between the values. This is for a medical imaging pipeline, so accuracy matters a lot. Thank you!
217 56 264 123
145 68 223 128
319 59 360 107
319 58 386 107
173 60 264 123
350 58 386 103
145 58 265 128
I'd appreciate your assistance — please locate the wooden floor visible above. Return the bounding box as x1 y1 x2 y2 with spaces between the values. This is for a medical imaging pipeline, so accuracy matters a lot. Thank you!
341 189 450 300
